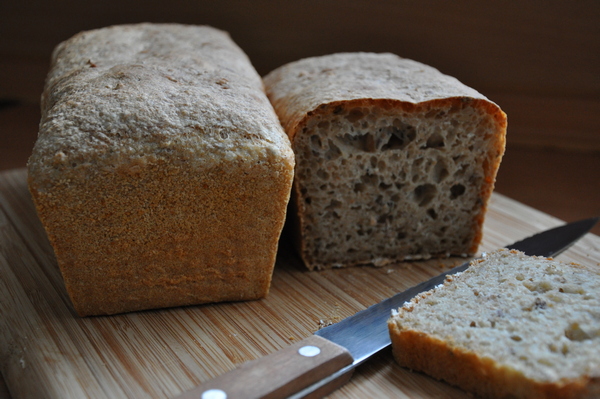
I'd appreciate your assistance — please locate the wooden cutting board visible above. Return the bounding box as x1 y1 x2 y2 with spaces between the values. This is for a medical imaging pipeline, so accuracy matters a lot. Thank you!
1 168 598 399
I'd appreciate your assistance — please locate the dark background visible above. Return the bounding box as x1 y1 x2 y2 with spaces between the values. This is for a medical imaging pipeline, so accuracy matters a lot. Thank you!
0 1 599 397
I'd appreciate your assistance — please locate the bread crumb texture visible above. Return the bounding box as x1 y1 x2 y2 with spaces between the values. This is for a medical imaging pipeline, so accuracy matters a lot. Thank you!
388 249 600 399
27 23 294 316
264 53 506 270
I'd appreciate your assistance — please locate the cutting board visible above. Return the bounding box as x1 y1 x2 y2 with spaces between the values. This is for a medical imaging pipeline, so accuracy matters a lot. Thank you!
1 168 598 399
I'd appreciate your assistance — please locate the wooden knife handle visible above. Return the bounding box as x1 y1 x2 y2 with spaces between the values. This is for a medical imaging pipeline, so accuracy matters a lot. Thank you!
173 335 354 399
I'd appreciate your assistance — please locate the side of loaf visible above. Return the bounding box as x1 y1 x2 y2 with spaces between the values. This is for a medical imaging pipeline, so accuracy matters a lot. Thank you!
388 249 600 399
263 53 507 270
27 23 295 316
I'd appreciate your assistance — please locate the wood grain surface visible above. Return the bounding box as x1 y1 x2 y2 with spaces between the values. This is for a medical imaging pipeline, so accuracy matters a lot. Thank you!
0 168 599 398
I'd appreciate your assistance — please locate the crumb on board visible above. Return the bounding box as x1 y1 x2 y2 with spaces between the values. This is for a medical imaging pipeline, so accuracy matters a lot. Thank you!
317 304 343 329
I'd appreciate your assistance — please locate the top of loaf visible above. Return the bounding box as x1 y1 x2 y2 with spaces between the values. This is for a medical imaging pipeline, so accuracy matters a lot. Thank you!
29 23 293 189
264 52 504 133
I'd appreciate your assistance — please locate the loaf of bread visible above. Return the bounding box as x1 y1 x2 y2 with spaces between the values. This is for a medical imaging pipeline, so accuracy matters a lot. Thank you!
388 249 600 398
263 53 507 270
27 23 295 316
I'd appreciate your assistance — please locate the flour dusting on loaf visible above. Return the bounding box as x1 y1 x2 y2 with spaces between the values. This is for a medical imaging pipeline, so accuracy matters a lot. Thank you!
264 53 507 270
28 23 294 316
388 249 600 399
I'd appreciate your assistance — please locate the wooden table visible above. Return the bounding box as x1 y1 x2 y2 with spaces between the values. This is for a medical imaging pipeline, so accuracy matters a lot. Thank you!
1 168 598 398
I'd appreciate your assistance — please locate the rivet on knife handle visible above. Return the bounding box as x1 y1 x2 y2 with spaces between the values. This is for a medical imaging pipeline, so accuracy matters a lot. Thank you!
173 335 354 399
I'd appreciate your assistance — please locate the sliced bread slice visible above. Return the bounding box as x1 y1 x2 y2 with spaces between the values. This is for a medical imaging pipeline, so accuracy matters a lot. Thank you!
388 249 600 398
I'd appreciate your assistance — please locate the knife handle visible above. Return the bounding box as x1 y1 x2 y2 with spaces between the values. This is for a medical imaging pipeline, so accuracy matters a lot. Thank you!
173 335 354 399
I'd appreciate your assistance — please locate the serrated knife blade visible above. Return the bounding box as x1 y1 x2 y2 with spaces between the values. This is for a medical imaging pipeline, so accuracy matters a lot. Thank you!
174 217 598 399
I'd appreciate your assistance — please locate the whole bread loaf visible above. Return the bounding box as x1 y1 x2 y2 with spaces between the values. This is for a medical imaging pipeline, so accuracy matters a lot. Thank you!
388 249 600 399
263 53 507 270
27 23 295 316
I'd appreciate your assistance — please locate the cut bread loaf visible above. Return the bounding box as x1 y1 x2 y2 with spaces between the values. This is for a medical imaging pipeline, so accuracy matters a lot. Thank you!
388 249 600 399
27 23 295 316
263 53 507 270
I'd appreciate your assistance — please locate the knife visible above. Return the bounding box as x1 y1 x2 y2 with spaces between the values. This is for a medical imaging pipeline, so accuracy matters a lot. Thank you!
174 216 599 399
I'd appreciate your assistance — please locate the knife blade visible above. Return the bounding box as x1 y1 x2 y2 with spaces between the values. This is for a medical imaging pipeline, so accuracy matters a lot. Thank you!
174 216 599 399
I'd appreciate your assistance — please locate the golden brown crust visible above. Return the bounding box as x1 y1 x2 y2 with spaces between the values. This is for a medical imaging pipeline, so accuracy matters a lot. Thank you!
28 24 294 316
388 327 596 399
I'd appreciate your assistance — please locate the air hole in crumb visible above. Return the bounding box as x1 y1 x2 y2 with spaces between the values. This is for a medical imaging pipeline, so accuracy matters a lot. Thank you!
565 323 591 341
537 358 554 367
524 281 553 293
316 169 329 180
433 161 449 183
559 285 586 294
325 139 342 160
325 200 342 210
424 132 445 149
377 214 392 224
413 184 436 207
397 231 406 239
310 135 322 150
450 184 466 199
354 183 365 193
341 133 376 152
361 173 378 186
305 197 312 204
379 182 392 190
381 123 416 151
427 208 438 219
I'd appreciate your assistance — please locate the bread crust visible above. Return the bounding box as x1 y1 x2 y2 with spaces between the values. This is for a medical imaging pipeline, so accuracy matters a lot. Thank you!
264 53 507 269
264 53 506 139
389 327 597 399
28 23 294 316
